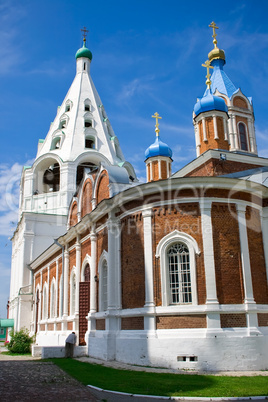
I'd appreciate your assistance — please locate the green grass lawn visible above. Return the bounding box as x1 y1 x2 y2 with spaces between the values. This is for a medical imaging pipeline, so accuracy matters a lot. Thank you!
51 358 268 397
1 351 32 356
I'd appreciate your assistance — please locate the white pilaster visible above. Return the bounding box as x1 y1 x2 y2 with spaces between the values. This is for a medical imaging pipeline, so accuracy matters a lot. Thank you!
200 200 218 305
142 209 155 308
228 116 235 150
90 229 97 313
236 204 255 304
107 213 121 310
223 117 228 141
213 115 219 139
202 118 207 141
55 260 59 320
75 236 81 316
47 266 50 320
63 245 69 320
261 207 268 284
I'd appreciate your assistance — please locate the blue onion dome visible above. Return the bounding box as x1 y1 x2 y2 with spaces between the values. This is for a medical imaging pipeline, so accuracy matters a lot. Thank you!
145 136 173 160
194 88 228 117
75 39 92 60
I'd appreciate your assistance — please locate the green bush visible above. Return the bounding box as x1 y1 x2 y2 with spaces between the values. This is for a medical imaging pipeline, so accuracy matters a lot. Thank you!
7 328 35 354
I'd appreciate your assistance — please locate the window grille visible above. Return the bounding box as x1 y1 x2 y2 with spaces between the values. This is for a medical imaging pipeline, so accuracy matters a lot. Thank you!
167 243 192 304
102 261 108 311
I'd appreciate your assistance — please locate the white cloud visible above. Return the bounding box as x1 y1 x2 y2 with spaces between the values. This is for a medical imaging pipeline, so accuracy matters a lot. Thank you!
0 1 25 74
0 159 34 236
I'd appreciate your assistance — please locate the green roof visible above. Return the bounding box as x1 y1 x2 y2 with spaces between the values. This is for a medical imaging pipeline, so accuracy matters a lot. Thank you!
75 42 92 61
0 319 14 328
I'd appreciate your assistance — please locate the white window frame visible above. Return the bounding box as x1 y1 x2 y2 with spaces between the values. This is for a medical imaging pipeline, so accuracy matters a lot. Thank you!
98 250 108 311
156 230 200 306
70 268 76 316
42 282 48 320
59 275 63 318
50 278 56 318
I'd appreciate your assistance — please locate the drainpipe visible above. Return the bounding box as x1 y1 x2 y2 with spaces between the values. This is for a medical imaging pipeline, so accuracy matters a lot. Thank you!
54 239 64 318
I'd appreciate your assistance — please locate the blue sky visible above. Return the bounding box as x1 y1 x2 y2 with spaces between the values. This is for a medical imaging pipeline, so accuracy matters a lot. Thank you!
1 0 268 318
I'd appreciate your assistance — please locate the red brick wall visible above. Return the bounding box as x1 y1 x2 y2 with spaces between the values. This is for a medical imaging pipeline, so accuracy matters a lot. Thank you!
152 204 206 306
220 314 247 328
258 313 268 326
81 179 92 218
199 118 229 154
81 238 91 265
152 161 159 181
233 96 248 109
156 315 207 329
246 207 268 304
161 160 168 179
186 158 263 177
96 170 110 205
121 317 144 330
211 203 244 304
69 202 78 227
121 214 145 309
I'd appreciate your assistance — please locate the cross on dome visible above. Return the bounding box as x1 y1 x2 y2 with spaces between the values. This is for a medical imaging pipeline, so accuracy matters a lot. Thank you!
81 26 89 44
202 60 214 88
152 112 162 136
209 21 219 48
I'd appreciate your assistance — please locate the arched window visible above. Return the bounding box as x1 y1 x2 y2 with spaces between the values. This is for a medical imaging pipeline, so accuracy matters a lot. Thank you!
84 263 90 282
59 275 63 318
238 123 248 151
35 289 40 334
50 280 56 318
43 163 60 192
167 243 191 304
70 271 76 315
100 260 108 311
156 230 199 306
85 136 95 149
85 119 93 128
51 137 61 150
42 285 48 320
59 119 67 129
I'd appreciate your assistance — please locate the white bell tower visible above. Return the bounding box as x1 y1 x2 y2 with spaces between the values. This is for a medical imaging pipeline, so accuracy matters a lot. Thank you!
9 33 136 332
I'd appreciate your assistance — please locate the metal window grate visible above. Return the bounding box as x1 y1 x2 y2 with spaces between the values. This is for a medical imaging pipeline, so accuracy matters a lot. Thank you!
168 243 192 304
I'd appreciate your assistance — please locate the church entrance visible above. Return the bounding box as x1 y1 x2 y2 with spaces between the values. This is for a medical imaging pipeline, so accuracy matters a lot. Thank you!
79 264 90 345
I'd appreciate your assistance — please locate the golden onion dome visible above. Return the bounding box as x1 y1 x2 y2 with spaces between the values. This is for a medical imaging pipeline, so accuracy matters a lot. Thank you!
208 46 225 63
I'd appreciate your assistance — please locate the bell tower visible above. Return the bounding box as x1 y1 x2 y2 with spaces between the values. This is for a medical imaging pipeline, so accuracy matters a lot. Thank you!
193 22 258 157
9 30 137 332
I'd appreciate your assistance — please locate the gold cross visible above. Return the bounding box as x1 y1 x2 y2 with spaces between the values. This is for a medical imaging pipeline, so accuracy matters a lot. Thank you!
152 112 162 136
202 60 214 88
209 21 219 48
81 26 89 42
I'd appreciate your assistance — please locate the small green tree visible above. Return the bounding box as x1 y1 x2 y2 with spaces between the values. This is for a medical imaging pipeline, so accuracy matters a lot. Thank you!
7 328 35 354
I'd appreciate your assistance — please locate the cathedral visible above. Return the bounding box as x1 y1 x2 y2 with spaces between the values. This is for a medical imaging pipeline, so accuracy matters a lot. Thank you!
8 23 268 371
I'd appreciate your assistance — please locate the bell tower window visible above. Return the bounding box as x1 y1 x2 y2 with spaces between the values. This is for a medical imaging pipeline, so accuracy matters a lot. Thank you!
85 137 95 149
85 119 92 128
238 122 248 151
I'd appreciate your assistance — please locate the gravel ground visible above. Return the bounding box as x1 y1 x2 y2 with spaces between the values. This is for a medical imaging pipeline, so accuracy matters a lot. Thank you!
0 355 97 402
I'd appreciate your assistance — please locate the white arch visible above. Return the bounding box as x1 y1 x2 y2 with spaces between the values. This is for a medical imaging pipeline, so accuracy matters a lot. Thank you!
42 281 48 320
81 254 92 282
98 250 108 311
50 277 56 318
69 267 76 316
156 230 200 306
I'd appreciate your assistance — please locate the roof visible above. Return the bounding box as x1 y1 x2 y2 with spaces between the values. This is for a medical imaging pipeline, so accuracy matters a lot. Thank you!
221 166 268 188
210 58 237 98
